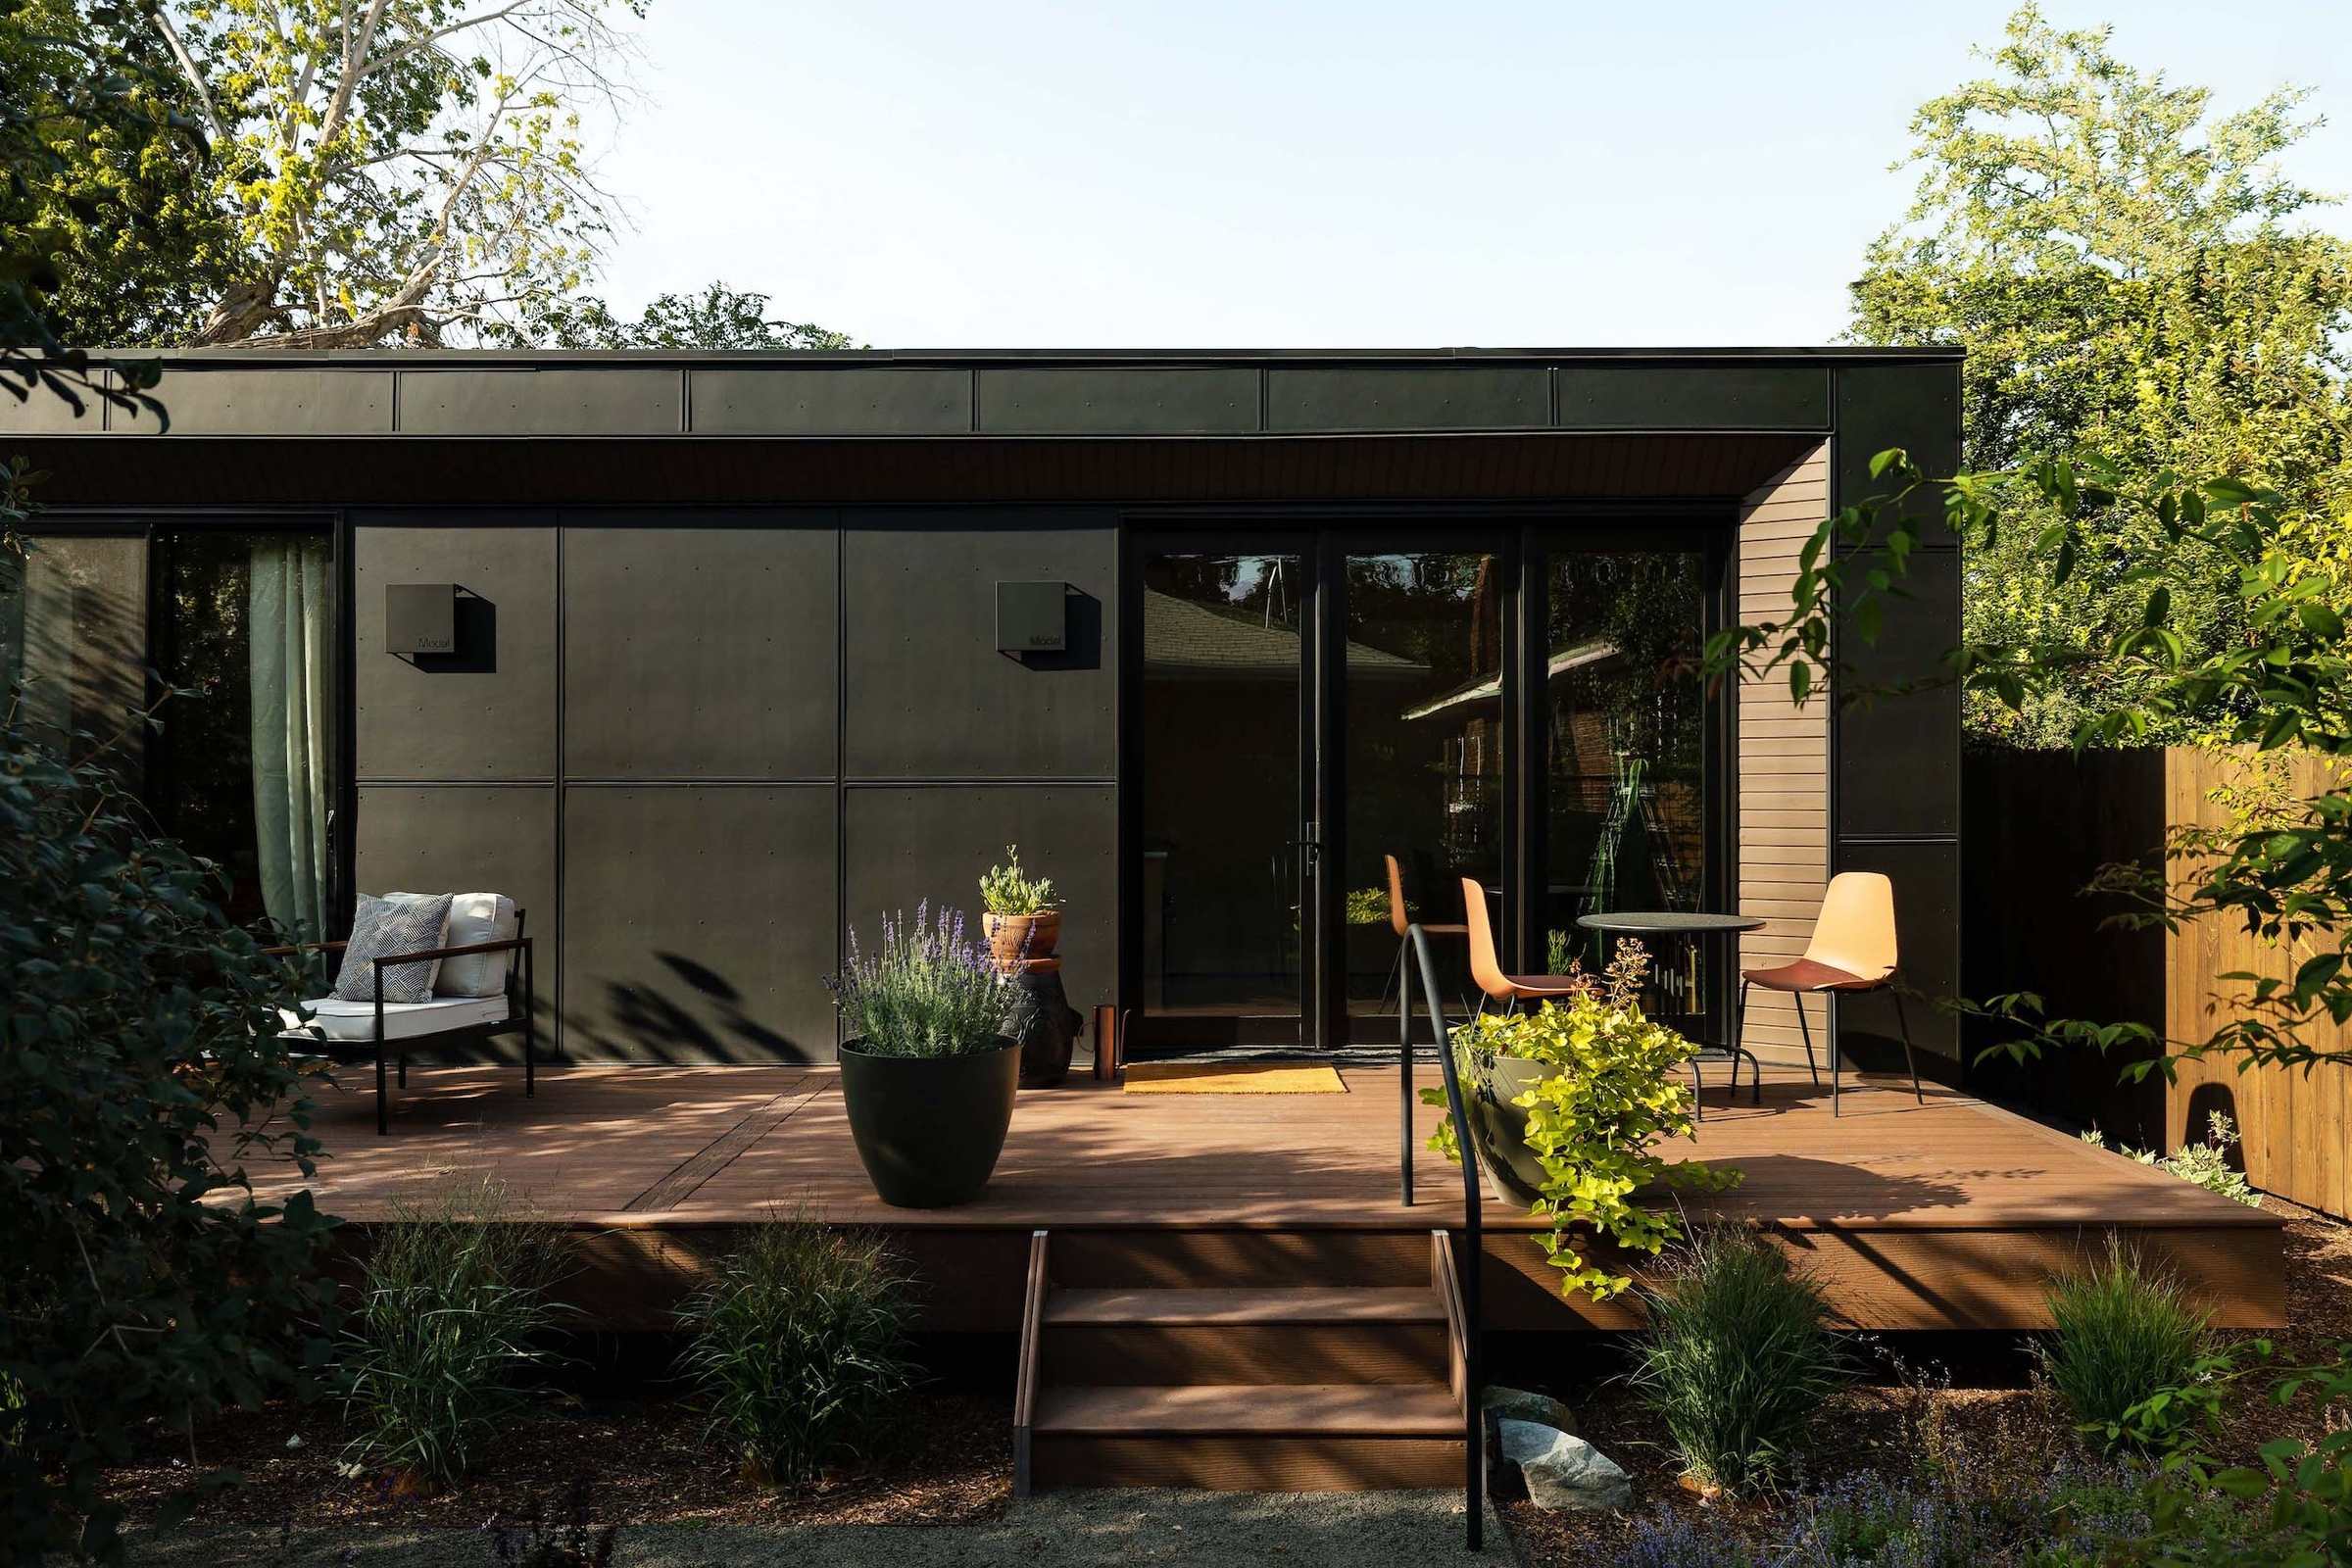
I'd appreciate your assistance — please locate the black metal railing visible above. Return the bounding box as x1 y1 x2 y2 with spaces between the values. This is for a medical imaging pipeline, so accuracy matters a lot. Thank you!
1398 921 1483 1551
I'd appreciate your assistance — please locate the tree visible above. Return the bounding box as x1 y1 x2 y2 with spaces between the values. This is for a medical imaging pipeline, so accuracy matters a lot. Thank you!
0 0 202 420
544 281 858 350
152 0 647 349
1848 4 2352 746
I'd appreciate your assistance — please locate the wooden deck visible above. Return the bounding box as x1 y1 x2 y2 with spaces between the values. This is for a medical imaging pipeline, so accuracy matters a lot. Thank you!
244 1062 2285 1333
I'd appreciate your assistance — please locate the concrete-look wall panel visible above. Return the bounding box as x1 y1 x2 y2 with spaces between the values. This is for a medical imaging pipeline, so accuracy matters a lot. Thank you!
977 368 1256 434
1558 367 1826 430
1836 549 1961 840
845 784 1118 1025
1267 367 1546 431
355 784 556 1055
0 378 106 433
398 368 680 435
691 368 970 435
844 516 1118 778
562 516 838 778
356 517 558 779
117 369 393 435
562 785 838 1062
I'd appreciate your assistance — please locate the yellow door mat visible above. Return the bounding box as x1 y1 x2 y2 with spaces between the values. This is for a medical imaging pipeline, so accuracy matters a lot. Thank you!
1123 1061 1348 1094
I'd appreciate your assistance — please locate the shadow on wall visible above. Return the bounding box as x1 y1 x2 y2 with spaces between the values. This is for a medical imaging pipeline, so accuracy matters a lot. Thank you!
563 951 815 1064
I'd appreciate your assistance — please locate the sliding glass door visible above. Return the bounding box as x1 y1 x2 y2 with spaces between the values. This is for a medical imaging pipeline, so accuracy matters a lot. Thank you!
1125 521 1723 1055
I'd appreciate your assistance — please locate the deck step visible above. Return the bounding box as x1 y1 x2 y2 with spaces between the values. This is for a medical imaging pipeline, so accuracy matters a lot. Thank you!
1044 1287 1444 1326
1034 1382 1460 1437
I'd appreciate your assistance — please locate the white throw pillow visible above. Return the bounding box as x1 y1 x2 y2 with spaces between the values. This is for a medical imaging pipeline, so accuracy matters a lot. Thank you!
392 891 517 998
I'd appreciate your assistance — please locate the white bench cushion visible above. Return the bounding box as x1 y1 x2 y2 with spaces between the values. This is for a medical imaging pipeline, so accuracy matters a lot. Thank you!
283 995 510 1044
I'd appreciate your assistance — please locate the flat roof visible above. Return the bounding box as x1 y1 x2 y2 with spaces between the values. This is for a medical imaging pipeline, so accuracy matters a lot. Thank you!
99 344 1963 367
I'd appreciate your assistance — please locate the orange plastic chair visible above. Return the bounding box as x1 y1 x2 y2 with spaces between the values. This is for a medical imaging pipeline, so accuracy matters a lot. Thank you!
1379 855 1465 1009
1460 877 1590 1012
1737 871 1922 1114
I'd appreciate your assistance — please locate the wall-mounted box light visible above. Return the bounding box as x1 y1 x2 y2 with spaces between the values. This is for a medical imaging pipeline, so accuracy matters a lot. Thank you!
386 583 457 655
996 580 1068 654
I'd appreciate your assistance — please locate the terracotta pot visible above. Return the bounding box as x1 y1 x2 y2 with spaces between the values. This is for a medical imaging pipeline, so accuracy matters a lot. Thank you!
984 909 1060 969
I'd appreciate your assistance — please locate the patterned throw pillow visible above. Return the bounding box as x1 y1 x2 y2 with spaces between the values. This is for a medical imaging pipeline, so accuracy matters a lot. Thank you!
333 892 454 1004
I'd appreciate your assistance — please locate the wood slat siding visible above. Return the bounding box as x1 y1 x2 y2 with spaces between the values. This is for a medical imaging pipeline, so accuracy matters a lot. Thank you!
2165 749 2352 1219
1736 446 1831 1061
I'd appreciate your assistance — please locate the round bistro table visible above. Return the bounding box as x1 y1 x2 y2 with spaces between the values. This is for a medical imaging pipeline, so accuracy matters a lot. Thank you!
1576 911 1767 1112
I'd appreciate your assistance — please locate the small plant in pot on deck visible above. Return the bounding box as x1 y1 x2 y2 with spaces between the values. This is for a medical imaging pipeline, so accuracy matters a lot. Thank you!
1424 940 1738 1299
979 845 1058 970
829 903 1020 1208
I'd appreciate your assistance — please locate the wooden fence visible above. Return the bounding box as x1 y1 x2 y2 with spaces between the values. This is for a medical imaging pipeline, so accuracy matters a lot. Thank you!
1965 746 2352 1219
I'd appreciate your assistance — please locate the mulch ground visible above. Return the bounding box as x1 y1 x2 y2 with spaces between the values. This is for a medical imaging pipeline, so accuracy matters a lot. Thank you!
100 1390 1011 1535
1504 1200 2352 1568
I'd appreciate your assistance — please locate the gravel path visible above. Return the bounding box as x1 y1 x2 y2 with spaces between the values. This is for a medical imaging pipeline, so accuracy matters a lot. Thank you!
127 1489 1516 1567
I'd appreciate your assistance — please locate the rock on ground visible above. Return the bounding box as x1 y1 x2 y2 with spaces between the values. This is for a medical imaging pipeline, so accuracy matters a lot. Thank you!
1482 1385 1579 1434
1494 1417 1631 1512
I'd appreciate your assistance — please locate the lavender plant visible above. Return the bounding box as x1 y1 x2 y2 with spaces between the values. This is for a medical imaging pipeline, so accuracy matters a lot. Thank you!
829 903 1011 1057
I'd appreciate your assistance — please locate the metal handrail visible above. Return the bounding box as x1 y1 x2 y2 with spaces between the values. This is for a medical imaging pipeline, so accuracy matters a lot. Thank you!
1399 920 1483 1551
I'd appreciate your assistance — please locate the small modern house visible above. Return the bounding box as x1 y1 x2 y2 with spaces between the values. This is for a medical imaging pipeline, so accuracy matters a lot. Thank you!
10 348 2290 1500
2 346 1965 1074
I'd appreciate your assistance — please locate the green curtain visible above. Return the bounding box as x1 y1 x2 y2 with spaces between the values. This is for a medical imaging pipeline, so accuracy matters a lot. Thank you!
246 536 332 940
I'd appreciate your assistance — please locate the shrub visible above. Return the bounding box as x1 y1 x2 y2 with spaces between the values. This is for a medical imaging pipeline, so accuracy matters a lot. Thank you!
338 1176 569 1489
2 478 337 1566
677 1214 914 1488
828 903 1010 1057
978 845 1055 916
2080 1114 2260 1208
1627 1225 1846 1498
1426 941 1736 1298
2035 1239 2214 1452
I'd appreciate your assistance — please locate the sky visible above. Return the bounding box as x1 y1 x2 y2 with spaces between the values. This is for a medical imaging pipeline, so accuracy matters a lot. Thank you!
589 2 2352 350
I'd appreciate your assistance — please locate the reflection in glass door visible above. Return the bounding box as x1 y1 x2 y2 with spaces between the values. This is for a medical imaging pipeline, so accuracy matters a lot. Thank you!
1544 549 1710 1001
1136 549 1308 1047
1341 551 1502 1040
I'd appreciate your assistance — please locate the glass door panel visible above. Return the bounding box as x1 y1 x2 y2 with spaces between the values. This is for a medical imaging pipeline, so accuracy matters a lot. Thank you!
1136 550 1307 1046
1544 549 1709 1005
1341 551 1503 1041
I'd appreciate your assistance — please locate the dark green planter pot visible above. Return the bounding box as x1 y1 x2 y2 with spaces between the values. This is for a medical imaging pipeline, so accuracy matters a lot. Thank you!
838 1037 1020 1208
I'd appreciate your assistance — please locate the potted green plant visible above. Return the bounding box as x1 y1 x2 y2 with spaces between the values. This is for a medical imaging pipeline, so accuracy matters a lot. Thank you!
979 845 1059 971
829 903 1020 1208
1425 941 1740 1299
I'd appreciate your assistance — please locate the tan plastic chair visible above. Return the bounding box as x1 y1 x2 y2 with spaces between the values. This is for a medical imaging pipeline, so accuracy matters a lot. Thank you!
1379 855 1466 1012
1737 871 1921 1114
1460 877 1591 1012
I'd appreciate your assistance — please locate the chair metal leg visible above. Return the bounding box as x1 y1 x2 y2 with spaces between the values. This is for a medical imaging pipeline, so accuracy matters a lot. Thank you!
1690 1052 1704 1123
398 1054 407 1088
1890 986 1924 1104
1788 988 1821 1087
375 1041 388 1136
1829 992 1841 1118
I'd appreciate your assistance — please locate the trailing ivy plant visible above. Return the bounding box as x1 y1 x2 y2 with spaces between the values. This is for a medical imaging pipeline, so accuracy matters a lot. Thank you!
0 471 337 1565
1424 944 1739 1299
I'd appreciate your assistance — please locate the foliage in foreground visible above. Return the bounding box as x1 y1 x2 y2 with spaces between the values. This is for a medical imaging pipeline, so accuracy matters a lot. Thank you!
0 478 335 1566
2036 1242 2218 1454
338 1177 569 1491
2082 1112 2262 1208
677 1215 915 1489
1625 1226 1846 1498
827 903 1011 1057
1426 943 1738 1299
1612 1457 2158 1568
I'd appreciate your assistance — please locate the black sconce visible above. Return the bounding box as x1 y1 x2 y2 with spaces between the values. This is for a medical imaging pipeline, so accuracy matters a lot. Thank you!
996 580 1068 654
